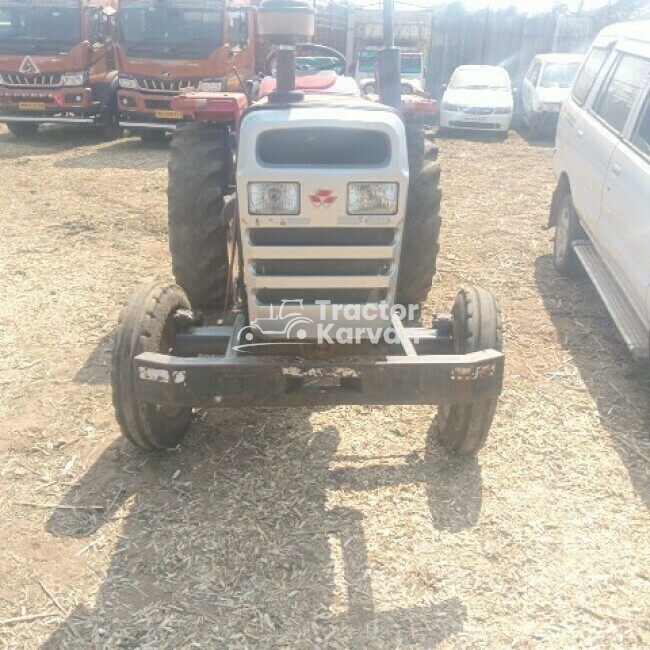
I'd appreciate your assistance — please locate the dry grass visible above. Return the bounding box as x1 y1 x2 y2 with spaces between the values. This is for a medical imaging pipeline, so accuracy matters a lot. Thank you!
0 124 648 648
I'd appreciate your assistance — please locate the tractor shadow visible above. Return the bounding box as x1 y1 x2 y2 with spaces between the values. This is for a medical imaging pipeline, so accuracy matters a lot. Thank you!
73 332 114 385
42 408 479 646
534 254 650 510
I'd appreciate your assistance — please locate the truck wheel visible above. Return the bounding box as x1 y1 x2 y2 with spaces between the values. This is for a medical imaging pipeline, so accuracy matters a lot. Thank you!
553 193 583 277
168 122 232 311
99 94 122 141
396 160 442 306
140 130 167 145
7 122 38 138
437 287 502 455
111 281 192 450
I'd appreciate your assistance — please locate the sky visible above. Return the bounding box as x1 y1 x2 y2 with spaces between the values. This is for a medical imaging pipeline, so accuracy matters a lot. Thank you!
352 0 617 13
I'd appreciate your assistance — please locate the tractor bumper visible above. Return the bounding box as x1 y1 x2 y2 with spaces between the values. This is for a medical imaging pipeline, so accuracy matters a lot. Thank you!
133 319 504 408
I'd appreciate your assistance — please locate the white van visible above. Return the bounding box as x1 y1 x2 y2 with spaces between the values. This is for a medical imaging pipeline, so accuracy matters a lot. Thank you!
549 21 650 360
520 53 584 137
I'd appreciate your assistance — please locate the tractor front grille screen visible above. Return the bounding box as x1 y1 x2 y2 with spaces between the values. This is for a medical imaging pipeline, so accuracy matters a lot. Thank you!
257 129 389 166
253 259 391 276
249 227 395 247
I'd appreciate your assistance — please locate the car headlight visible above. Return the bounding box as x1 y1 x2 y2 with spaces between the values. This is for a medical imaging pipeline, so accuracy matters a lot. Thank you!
197 79 222 92
494 106 511 114
442 102 459 111
61 72 86 86
118 75 139 90
248 182 300 215
347 182 398 215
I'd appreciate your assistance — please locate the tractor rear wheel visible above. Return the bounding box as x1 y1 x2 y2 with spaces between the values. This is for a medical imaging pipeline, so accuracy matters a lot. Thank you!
406 121 438 175
396 159 442 307
168 122 232 311
437 287 503 455
111 281 192 450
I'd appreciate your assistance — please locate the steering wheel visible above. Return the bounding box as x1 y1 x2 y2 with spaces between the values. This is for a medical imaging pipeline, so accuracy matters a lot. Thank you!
265 43 347 77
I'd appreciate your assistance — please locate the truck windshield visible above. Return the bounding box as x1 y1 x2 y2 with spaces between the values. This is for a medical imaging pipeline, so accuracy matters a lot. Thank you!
358 51 422 75
119 2 223 60
401 55 421 74
540 62 581 89
0 3 80 54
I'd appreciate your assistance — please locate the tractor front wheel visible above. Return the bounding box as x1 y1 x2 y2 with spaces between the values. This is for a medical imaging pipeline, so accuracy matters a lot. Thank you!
437 287 503 455
111 281 192 450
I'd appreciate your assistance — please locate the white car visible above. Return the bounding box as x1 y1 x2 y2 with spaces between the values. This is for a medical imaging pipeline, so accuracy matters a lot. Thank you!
439 65 513 136
550 21 650 360
520 53 584 137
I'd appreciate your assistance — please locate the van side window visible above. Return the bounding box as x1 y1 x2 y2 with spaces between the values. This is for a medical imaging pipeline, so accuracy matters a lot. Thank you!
631 95 650 155
572 47 609 105
593 54 650 134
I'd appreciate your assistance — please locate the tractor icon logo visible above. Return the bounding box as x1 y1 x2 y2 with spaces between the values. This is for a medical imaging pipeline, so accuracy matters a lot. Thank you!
236 300 314 349
161 71 172 78
309 189 337 208
19 56 40 75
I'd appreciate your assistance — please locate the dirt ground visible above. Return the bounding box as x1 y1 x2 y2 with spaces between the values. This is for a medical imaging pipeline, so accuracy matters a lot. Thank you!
0 123 648 649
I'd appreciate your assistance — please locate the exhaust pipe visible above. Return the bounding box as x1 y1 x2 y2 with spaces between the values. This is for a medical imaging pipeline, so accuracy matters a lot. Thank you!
377 0 401 111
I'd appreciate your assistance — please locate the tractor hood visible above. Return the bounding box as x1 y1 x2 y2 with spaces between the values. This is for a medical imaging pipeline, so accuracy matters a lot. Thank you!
259 70 360 98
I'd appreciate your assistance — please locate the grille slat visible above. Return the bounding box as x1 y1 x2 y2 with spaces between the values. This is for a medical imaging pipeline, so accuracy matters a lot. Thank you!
3 73 62 87
135 76 198 93
249 228 396 247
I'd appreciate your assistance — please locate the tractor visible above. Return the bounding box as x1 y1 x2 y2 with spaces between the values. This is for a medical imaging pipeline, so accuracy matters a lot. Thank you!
111 0 505 455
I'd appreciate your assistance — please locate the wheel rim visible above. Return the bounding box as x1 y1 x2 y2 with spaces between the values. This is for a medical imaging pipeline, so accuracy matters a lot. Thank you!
555 204 570 261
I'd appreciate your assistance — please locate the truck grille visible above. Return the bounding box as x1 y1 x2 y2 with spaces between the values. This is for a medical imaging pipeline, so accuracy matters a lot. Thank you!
461 106 494 115
135 77 197 93
3 73 62 87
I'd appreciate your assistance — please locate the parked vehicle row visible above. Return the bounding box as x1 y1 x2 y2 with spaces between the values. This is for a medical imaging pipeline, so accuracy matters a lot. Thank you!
0 0 258 141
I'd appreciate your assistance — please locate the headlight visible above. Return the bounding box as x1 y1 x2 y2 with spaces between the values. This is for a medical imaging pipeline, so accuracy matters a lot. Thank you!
198 79 222 92
347 182 398 215
248 182 300 215
118 75 139 90
494 106 511 114
441 102 459 111
61 72 86 86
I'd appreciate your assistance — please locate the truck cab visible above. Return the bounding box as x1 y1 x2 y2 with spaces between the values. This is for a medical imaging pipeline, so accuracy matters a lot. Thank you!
0 0 119 138
115 0 256 139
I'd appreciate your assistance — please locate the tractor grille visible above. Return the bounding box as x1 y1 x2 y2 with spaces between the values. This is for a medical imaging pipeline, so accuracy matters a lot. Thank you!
3 73 62 87
253 259 391 276
135 77 197 93
256 289 389 305
249 228 395 247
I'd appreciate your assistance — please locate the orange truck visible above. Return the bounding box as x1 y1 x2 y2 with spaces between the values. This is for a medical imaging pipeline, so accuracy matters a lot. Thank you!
115 0 257 141
0 0 120 138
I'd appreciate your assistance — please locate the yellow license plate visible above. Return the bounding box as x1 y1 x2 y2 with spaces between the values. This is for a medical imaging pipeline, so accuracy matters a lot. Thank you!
155 110 183 120
19 102 46 111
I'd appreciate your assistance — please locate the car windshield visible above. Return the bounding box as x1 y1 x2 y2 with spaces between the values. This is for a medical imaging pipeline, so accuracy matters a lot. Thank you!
358 51 422 75
401 55 421 74
450 68 509 91
119 1 222 59
0 2 80 53
540 61 581 88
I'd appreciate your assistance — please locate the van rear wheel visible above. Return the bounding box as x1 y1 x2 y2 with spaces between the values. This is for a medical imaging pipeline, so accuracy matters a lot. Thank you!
553 193 583 277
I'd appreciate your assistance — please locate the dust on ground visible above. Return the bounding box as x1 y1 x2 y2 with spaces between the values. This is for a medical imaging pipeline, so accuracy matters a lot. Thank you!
0 124 648 648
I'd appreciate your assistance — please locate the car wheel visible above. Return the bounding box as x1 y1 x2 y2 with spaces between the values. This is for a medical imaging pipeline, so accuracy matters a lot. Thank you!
553 193 584 277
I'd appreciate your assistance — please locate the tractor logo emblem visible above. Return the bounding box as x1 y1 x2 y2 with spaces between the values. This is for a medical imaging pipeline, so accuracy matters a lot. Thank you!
19 56 40 75
161 71 172 78
309 189 337 208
